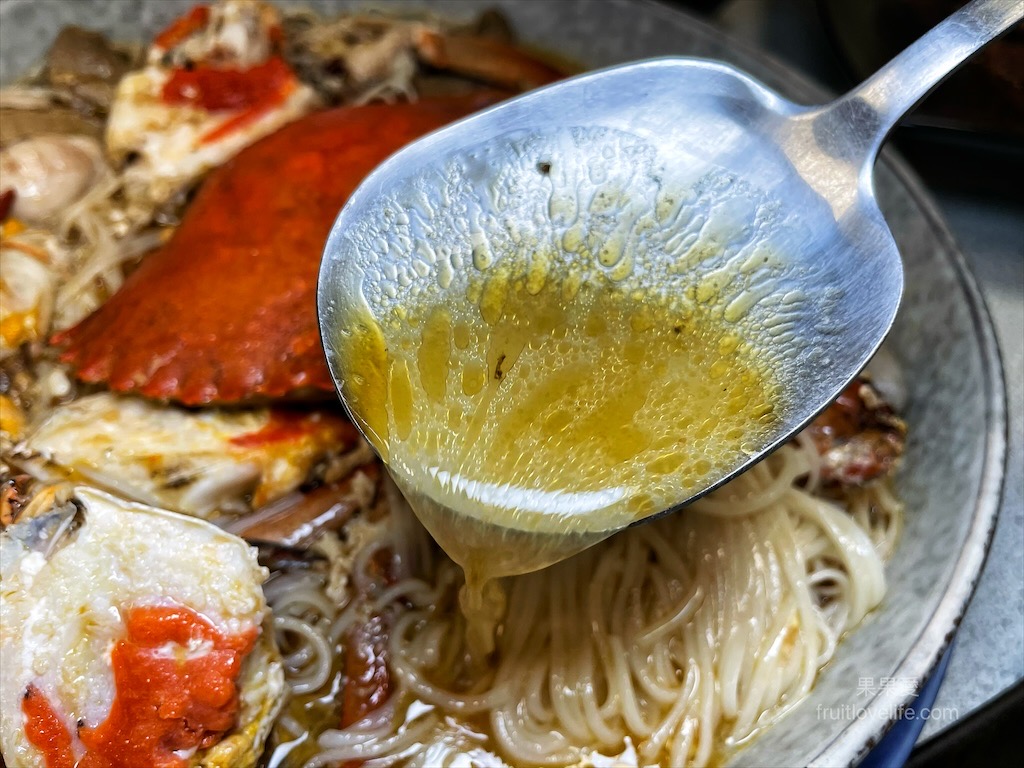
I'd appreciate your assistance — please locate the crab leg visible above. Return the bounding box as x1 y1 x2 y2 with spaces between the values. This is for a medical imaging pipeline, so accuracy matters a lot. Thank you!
225 462 378 548
414 29 563 90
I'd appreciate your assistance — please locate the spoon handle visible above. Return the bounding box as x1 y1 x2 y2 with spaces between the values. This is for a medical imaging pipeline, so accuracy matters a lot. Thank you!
836 0 1022 158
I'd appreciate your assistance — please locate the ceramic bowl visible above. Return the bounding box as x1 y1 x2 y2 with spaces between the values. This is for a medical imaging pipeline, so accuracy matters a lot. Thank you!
0 1 1005 765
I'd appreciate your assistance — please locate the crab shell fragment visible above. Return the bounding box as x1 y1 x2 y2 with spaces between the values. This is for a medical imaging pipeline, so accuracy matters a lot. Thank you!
21 392 364 519
0 485 285 768
54 94 502 405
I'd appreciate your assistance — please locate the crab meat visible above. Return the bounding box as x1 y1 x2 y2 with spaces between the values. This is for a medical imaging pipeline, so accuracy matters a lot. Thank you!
0 485 285 768
286 13 420 104
0 472 34 526
56 94 500 404
0 222 70 359
807 377 907 486
0 135 105 223
18 392 367 520
106 0 317 207
285 12 562 104
1 244 54 358
225 462 379 548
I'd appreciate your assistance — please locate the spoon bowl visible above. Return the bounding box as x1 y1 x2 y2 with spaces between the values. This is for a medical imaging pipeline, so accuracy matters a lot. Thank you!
318 0 1020 573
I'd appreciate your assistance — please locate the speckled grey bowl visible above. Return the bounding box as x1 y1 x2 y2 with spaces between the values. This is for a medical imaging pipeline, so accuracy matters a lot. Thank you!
0 1 1006 766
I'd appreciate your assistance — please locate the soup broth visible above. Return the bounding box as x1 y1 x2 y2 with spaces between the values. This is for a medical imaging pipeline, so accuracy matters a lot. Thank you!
338 264 781 613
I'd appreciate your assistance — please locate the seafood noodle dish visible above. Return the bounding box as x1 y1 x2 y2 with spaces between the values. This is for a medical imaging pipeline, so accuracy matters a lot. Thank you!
0 2 908 766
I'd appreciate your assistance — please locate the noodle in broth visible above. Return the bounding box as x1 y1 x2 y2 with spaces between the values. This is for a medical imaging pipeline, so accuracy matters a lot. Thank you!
266 438 898 767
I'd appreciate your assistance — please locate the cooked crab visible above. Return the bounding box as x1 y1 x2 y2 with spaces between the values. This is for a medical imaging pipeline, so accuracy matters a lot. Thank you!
17 392 369 520
806 376 907 486
106 0 318 207
0 223 64 359
0 485 285 768
224 461 379 548
55 94 500 405
284 10 562 104
0 135 104 359
51 0 567 406
0 135 105 224
0 130 155 353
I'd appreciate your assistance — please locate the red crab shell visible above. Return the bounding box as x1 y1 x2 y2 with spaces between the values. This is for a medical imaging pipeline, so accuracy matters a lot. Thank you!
54 95 500 405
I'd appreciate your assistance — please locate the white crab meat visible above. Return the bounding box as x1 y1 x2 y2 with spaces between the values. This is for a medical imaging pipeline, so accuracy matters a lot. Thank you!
0 394 26 441
21 392 365 520
106 0 317 205
0 244 53 358
0 135 105 223
0 486 284 768
0 226 69 359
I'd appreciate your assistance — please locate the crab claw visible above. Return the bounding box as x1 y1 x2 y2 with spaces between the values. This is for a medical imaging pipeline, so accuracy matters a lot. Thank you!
54 94 500 405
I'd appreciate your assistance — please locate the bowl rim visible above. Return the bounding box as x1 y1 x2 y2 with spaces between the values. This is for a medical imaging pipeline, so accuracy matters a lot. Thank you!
624 0 1007 764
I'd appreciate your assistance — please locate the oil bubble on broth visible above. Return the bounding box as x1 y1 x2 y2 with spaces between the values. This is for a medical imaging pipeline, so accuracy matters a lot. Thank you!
336 126 813 567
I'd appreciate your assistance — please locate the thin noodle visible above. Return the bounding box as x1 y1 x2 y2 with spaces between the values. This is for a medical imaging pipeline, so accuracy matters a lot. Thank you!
263 442 899 767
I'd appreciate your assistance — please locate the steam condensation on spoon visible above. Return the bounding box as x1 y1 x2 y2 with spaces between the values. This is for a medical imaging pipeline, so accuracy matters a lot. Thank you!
332 126 814 650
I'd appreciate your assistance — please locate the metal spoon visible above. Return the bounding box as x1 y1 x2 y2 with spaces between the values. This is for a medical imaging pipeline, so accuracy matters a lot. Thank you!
318 0 1021 572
